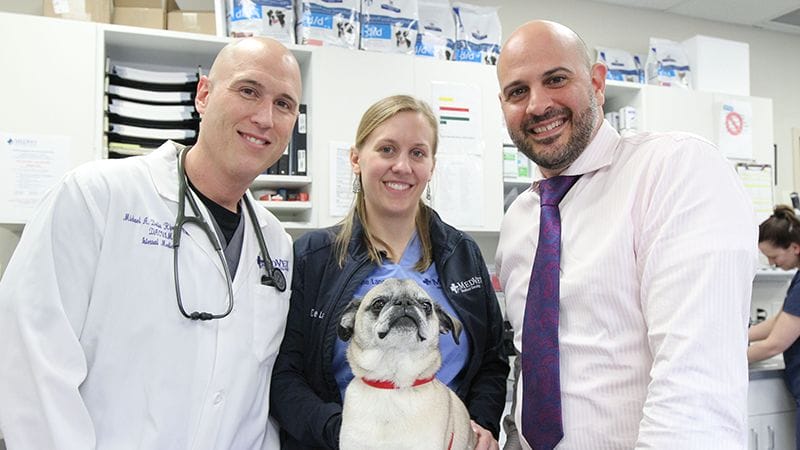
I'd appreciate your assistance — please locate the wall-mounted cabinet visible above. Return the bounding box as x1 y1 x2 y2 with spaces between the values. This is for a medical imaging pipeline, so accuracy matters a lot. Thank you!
1 12 504 239
0 12 318 230
1 12 776 264
603 81 775 169
101 24 316 230
502 80 776 214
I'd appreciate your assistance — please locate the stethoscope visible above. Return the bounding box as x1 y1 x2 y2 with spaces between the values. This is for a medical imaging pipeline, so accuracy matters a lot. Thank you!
172 146 286 321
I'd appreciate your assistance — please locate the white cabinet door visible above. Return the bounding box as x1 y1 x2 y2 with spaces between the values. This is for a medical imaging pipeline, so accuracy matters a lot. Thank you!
749 411 796 450
412 58 504 232
308 49 505 232
308 47 415 228
638 84 715 140
636 85 774 167
0 12 99 223
749 377 795 416
710 93 774 166
749 377 797 450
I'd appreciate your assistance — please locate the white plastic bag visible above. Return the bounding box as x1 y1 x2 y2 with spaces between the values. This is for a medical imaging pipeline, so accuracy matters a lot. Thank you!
415 0 455 60
596 46 642 83
645 37 692 88
452 2 500 65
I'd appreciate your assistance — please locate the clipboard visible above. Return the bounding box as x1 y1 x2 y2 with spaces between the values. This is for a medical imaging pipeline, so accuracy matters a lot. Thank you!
735 163 773 224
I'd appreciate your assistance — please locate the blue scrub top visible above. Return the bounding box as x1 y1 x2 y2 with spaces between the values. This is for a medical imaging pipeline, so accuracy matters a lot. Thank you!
332 232 470 400
782 271 800 399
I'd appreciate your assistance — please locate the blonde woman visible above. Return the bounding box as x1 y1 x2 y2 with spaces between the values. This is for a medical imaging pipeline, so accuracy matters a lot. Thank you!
271 95 508 449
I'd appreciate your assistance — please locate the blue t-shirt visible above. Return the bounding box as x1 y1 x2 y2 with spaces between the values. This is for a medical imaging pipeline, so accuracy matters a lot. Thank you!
332 232 470 400
782 271 800 399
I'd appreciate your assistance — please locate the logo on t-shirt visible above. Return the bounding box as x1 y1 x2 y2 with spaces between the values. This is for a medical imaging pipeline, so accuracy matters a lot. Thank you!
421 277 441 288
449 276 482 294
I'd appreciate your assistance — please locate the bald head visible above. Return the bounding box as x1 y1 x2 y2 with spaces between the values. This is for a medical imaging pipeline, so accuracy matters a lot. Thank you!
498 20 592 75
495 20 606 177
208 37 301 96
189 36 304 200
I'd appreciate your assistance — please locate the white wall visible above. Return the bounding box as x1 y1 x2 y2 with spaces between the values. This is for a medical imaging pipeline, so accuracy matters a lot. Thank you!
7 2 799 200
466 0 800 203
0 1 39 15
0 226 21 276
4 2 799 200
2 0 800 273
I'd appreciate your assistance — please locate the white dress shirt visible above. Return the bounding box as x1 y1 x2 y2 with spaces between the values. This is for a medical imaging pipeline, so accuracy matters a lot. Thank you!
497 121 757 449
0 143 292 449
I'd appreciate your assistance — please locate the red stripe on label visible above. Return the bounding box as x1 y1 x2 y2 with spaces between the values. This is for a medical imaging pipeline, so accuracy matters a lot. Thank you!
439 106 469 112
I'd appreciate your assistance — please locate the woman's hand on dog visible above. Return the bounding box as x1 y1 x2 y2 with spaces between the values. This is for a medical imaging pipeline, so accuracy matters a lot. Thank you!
470 420 499 450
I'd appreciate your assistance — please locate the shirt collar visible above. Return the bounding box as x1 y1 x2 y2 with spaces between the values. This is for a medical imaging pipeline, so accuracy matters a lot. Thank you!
531 119 620 191
145 140 184 203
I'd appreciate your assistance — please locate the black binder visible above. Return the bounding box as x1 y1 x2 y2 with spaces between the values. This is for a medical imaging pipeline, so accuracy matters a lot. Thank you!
290 104 308 176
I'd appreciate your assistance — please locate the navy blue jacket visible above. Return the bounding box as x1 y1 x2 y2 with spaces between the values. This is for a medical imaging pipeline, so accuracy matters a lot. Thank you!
270 209 509 449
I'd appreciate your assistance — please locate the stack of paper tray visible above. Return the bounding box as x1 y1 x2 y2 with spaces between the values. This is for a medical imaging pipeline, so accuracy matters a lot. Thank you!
104 61 200 158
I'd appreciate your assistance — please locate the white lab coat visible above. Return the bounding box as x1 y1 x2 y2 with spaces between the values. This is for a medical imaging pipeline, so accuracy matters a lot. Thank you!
0 142 292 450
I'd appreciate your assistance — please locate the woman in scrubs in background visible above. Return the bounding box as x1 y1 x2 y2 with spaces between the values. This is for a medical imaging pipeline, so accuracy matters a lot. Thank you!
749 204 800 445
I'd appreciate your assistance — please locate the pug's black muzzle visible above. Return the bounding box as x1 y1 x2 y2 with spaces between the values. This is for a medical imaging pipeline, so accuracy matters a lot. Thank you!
378 306 426 341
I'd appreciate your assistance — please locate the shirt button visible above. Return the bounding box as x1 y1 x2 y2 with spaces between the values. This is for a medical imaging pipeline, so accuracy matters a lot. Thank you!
213 391 224 405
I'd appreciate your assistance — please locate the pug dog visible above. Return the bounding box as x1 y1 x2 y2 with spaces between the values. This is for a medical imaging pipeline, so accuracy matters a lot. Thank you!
338 278 476 450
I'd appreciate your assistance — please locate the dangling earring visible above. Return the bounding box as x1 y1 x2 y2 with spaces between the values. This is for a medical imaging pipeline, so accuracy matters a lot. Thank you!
352 174 361 194
425 183 431 201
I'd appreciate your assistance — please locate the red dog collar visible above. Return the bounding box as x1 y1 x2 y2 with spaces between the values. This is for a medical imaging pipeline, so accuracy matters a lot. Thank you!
360 376 435 389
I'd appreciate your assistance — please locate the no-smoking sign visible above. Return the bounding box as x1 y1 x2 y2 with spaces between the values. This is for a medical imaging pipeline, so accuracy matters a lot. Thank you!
718 101 751 159
725 111 744 136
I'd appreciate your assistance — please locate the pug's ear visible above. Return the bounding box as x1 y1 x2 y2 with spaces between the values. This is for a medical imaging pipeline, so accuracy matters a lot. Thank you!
434 304 463 345
338 299 361 342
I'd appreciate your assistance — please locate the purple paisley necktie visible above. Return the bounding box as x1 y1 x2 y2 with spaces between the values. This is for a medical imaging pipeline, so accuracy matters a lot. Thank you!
521 174 581 450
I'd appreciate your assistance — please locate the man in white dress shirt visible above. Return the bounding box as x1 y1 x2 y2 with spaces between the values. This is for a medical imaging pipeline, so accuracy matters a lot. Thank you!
495 20 757 449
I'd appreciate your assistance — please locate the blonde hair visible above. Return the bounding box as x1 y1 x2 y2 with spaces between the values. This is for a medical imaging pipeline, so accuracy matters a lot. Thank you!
334 95 439 271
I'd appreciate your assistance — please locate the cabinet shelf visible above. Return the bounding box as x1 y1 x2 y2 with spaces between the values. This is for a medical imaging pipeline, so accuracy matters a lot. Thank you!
257 201 311 212
283 221 316 230
754 268 796 281
605 79 642 92
252 175 312 190
604 79 642 111
503 177 533 187
104 25 228 72
257 200 312 226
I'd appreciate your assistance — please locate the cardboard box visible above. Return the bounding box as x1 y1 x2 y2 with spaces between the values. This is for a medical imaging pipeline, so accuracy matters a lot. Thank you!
171 0 213 11
166 0 215 34
682 35 750 96
167 10 215 34
43 0 112 23
113 0 165 29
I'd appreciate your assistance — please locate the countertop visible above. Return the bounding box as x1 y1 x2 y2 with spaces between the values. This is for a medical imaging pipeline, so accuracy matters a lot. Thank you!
749 355 785 380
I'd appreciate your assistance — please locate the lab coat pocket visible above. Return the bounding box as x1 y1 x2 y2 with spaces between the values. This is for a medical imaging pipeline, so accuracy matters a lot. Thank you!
251 284 290 363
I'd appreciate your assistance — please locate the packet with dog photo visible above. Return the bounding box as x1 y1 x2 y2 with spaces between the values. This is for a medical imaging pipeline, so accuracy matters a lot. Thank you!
360 0 419 54
226 0 296 44
295 0 361 48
